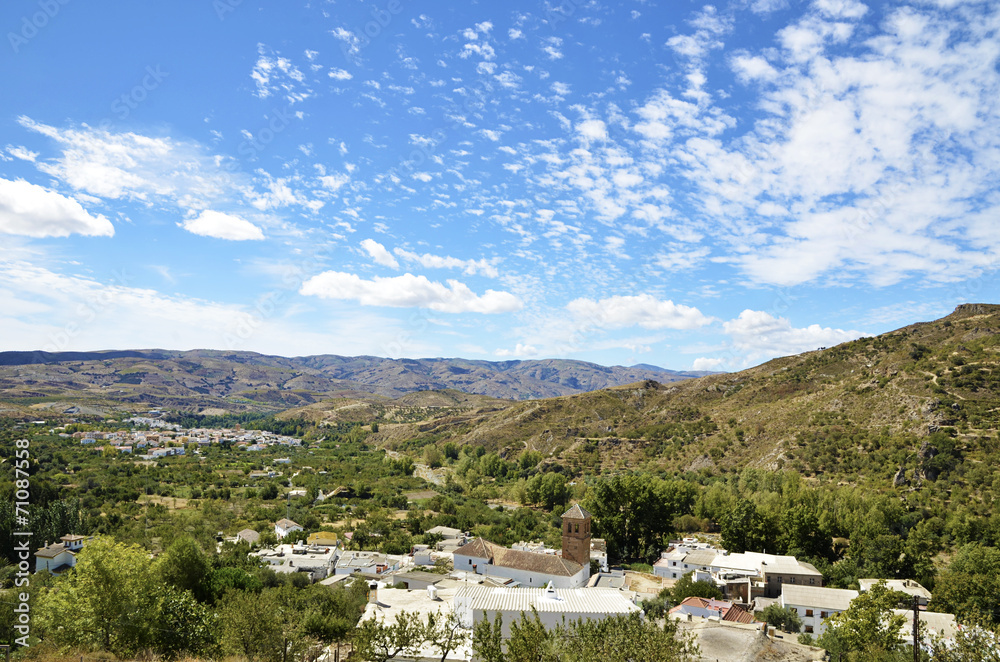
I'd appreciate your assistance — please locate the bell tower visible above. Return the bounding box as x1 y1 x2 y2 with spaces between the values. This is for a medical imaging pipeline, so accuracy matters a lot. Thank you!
561 504 592 570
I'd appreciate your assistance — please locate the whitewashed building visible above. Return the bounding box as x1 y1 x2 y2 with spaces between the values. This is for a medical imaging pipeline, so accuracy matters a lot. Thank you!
780 585 858 636
454 583 640 636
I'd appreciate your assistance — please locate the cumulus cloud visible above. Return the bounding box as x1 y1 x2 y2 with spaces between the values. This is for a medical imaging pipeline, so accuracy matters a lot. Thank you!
692 357 726 371
723 309 866 359
0 178 114 238
300 271 522 313
360 239 399 268
180 210 264 240
730 54 779 82
576 119 608 142
567 295 714 330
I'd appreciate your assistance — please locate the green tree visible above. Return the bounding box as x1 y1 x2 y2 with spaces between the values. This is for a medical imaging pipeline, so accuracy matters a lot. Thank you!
932 544 1000 625
472 612 505 662
354 610 430 662
557 612 699 662
152 584 217 658
760 604 802 633
472 610 699 662
154 535 211 602
930 617 1000 662
780 504 831 560
585 474 676 562
819 580 906 657
219 588 283 662
721 499 773 554
670 571 723 603
505 609 555 662
36 536 159 656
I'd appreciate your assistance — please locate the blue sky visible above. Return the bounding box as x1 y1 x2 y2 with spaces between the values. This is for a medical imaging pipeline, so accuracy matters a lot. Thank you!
1 0 998 371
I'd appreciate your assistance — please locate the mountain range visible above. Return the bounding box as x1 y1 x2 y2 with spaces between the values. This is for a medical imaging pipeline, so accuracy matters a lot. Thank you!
0 349 711 415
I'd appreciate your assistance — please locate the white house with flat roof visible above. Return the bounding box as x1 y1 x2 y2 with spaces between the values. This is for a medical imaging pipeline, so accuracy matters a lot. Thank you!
454 583 640 636
780 585 858 636
859 578 932 607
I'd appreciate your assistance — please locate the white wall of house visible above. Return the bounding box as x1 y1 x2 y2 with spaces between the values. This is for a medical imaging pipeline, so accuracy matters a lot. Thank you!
35 550 74 573
454 553 588 589
780 601 843 636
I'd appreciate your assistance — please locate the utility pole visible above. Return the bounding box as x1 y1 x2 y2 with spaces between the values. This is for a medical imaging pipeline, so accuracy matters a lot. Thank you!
913 595 920 662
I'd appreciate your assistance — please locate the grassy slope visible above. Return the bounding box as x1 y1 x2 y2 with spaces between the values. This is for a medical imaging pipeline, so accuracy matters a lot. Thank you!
369 304 1000 487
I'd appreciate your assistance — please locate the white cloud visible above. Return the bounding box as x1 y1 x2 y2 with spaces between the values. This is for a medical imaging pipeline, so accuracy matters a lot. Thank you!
6 145 38 162
567 295 714 330
251 45 312 103
16 117 276 216
494 343 538 357
180 210 264 240
360 239 400 268
319 173 350 192
692 357 725 371
0 261 423 357
813 0 868 19
723 310 866 361
731 54 779 82
329 68 353 81
300 271 522 313
394 248 499 277
0 178 114 238
576 119 608 142
655 247 711 270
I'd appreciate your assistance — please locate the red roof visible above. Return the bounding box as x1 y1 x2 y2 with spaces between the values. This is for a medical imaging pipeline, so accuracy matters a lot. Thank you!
669 596 756 624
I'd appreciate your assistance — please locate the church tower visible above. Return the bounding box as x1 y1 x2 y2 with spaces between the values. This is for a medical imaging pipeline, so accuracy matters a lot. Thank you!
561 503 592 569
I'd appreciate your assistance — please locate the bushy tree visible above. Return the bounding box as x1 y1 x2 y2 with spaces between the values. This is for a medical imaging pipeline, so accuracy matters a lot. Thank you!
932 544 1000 625
721 499 775 554
819 580 906 658
155 535 210 601
670 571 723 603
472 610 699 662
585 474 676 562
36 536 158 656
760 604 802 633
930 616 1000 662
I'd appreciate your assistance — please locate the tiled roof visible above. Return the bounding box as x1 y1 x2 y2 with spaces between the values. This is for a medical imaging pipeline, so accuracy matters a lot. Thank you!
669 597 756 624
562 504 591 520
275 518 300 529
454 537 491 559
237 529 260 543
35 543 74 559
454 537 584 577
